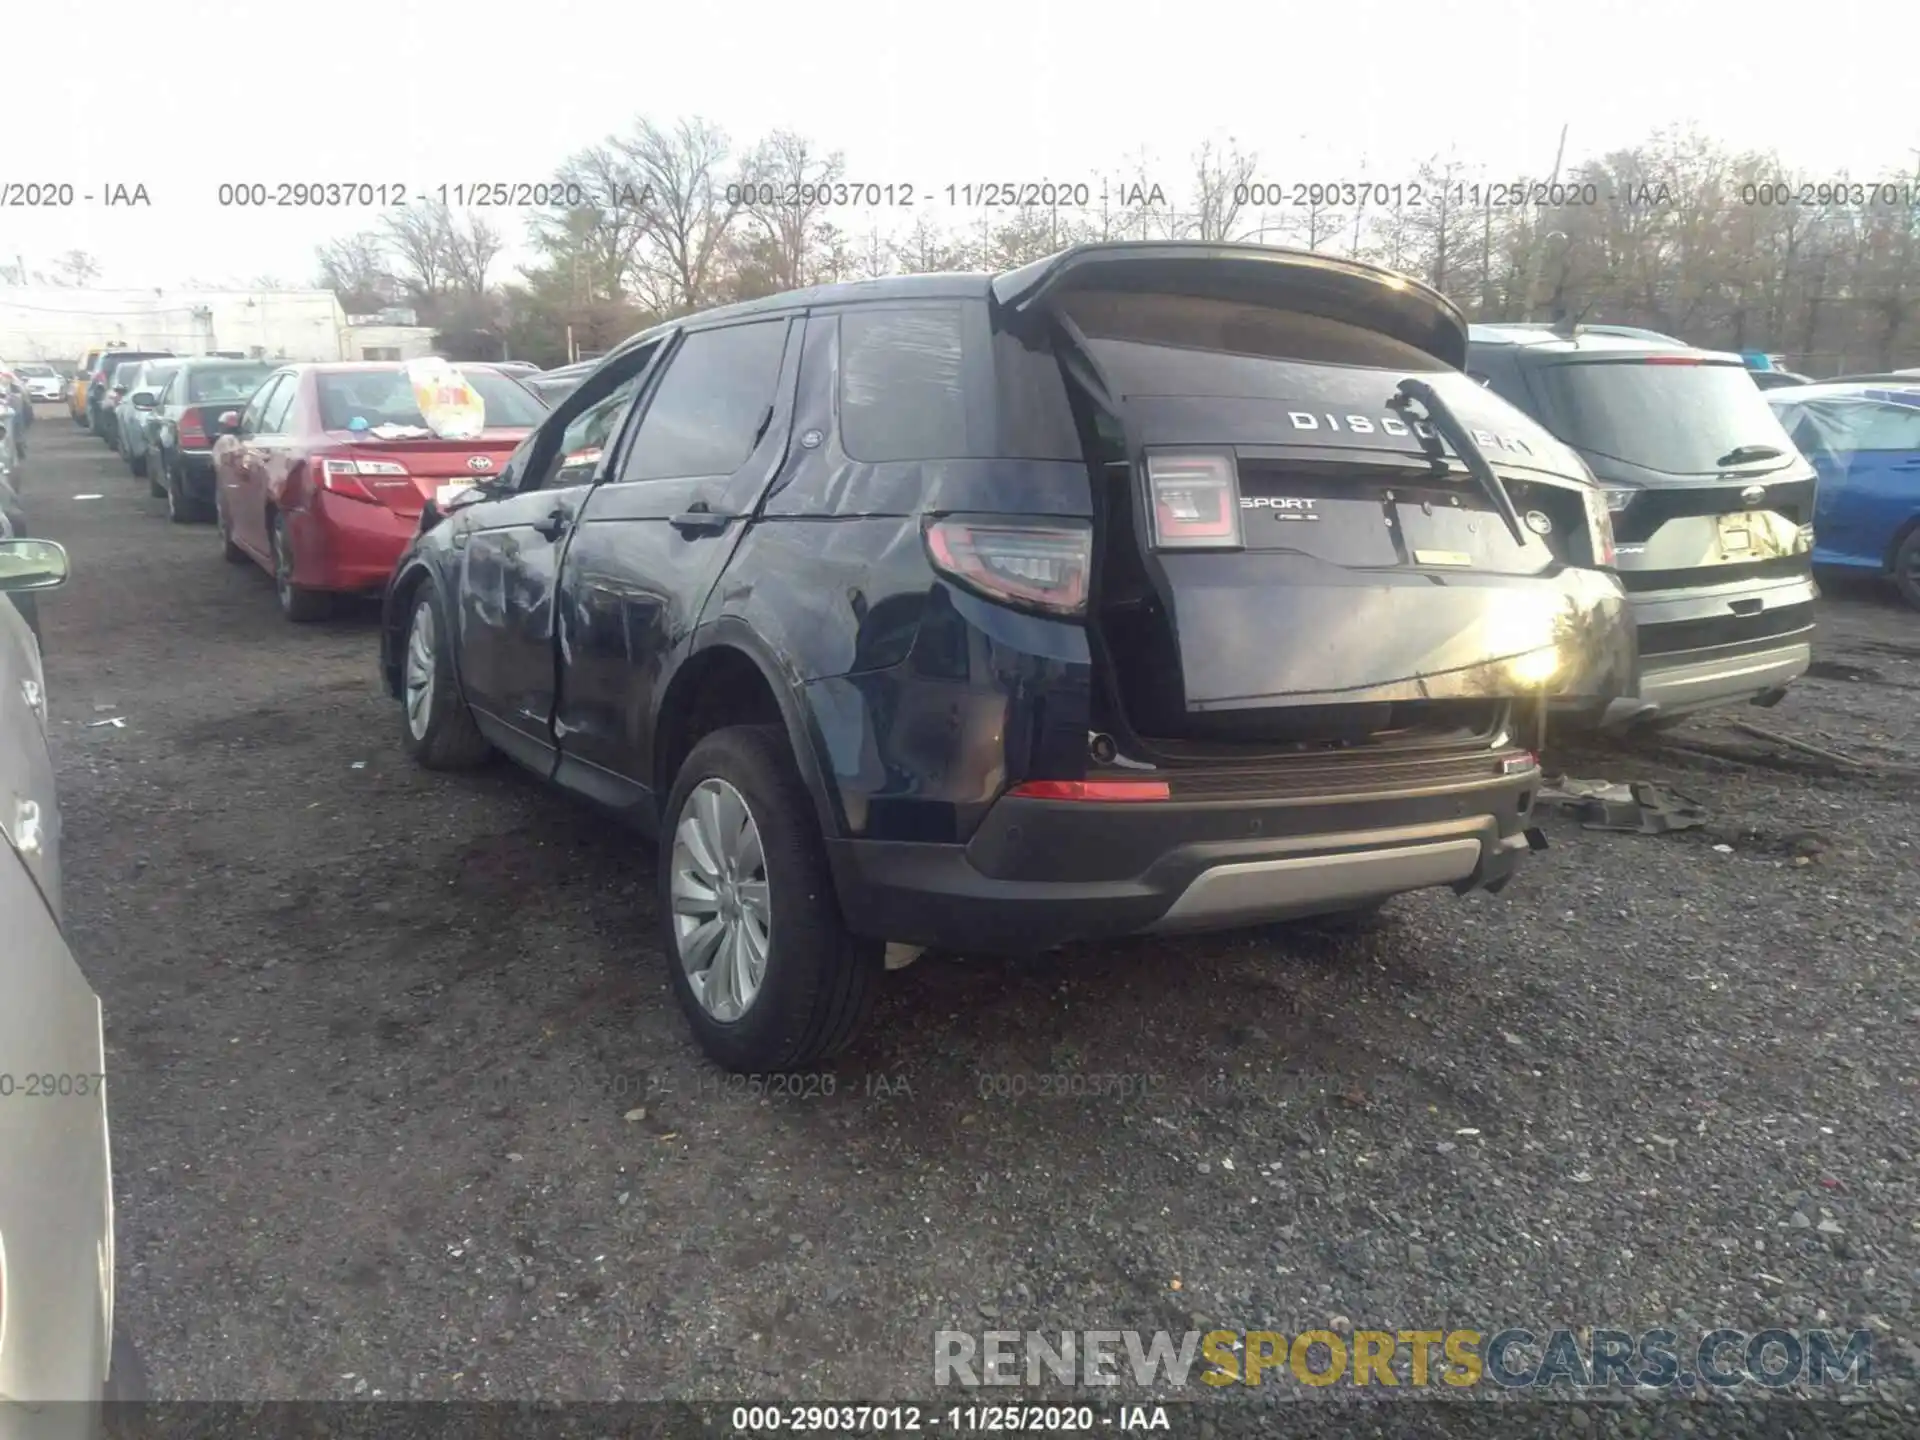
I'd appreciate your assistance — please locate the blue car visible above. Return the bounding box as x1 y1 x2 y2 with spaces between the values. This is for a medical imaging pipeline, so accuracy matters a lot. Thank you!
1768 382 1920 609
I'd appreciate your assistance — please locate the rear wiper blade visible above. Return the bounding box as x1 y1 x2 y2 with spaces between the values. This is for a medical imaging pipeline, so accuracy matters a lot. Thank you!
1715 443 1784 466
1391 378 1527 546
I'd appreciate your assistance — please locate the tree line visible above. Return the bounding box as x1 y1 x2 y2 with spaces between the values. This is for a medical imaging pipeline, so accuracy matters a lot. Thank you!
308 118 1920 374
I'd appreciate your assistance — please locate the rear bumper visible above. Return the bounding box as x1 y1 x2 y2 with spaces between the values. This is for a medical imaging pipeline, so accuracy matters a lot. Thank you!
285 497 415 593
826 769 1538 953
1629 573 1815 717
1637 639 1811 715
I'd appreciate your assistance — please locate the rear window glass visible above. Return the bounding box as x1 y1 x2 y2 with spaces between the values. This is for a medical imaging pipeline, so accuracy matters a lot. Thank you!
16 364 54 377
1059 291 1449 373
1530 359 1797 475
316 367 546 431
188 365 275 403
837 303 1080 463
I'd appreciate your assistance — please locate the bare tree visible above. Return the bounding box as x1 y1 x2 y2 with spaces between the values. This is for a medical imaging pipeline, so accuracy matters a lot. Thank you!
1188 138 1258 243
743 130 846 291
316 232 398 312
52 249 102 287
446 213 505 295
623 116 752 313
382 203 457 308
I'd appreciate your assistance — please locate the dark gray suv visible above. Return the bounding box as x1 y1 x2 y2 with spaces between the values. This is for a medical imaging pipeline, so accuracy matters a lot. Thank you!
1468 326 1817 725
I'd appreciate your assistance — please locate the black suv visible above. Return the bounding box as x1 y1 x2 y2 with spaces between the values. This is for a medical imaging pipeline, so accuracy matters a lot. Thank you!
382 243 1635 1070
1468 326 1817 724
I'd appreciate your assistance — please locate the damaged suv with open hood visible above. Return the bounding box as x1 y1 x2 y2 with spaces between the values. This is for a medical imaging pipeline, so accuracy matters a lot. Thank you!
383 241 1637 1071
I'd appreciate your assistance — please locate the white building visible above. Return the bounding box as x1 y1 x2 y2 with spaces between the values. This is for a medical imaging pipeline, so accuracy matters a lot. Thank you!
0 287 350 365
341 311 438 361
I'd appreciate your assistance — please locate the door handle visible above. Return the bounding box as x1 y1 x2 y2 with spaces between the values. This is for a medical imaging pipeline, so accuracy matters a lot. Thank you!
670 509 731 536
534 506 570 542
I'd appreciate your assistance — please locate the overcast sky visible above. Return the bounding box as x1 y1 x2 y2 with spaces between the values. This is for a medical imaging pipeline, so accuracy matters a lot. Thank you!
11 0 1919 290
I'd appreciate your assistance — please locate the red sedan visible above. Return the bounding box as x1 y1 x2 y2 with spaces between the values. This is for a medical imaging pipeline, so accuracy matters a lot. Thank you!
210 362 547 620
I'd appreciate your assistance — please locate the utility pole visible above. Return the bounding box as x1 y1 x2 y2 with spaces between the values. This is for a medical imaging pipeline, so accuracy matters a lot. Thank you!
1519 124 1570 321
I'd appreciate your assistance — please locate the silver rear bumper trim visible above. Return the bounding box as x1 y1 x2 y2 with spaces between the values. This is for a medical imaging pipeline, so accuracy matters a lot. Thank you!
1147 826 1491 933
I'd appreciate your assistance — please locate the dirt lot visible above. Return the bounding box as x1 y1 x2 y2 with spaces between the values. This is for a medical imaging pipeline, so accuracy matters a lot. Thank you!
22 415 1920 1418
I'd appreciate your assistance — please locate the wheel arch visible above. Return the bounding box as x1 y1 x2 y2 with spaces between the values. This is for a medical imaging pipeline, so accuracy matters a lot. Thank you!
652 618 846 841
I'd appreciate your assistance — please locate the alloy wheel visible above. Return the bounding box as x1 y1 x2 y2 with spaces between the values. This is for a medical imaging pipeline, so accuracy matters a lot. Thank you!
669 777 772 1022
404 603 435 741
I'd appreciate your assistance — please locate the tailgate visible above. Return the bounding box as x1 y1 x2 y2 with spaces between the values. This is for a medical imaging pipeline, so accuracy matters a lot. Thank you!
1113 390 1624 714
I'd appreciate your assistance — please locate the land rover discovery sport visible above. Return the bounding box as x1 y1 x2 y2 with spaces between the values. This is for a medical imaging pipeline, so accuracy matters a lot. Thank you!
383 243 1636 1070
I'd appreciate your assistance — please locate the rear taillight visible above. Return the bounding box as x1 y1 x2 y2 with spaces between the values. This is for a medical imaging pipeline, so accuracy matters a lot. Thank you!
1145 451 1243 550
319 456 406 504
1008 779 1171 802
1500 752 1538 776
1582 487 1618 566
1639 356 1703 366
178 411 207 447
924 516 1091 616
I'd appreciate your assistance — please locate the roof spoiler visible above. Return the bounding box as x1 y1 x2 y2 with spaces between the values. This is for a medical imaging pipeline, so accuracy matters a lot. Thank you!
990 241 1469 370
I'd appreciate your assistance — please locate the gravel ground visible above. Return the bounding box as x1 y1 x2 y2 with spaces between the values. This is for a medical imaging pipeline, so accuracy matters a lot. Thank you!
22 415 1919 1430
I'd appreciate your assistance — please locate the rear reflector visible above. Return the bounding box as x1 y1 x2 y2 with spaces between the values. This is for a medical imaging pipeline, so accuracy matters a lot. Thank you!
1145 451 1243 550
1008 779 1171 802
1500 753 1538 776
925 516 1092 616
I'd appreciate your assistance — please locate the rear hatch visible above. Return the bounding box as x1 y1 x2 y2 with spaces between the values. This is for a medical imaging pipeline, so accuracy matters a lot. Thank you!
1520 352 1815 589
1515 350 1817 661
1003 245 1634 744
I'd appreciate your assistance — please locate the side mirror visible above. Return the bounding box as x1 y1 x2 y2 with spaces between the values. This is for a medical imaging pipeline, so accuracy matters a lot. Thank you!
0 539 69 592
131 391 157 409
216 410 242 434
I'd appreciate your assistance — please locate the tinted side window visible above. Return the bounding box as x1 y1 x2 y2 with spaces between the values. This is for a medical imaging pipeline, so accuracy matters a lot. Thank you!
1827 397 1920 452
620 321 789 482
260 376 298 433
840 306 971 462
241 375 285 432
530 374 644 491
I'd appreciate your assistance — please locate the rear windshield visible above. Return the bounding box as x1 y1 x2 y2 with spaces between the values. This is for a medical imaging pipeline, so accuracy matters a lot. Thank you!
1060 291 1451 375
316 367 546 431
15 364 54 377
187 365 275 403
1529 359 1797 475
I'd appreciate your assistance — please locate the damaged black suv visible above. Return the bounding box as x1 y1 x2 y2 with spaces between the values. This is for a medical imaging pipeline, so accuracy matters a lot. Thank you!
382 242 1636 1071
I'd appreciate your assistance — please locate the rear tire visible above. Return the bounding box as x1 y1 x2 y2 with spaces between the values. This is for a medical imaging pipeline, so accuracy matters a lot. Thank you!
164 461 202 524
398 582 492 770
129 447 147 478
659 724 881 1072
1894 530 1920 611
270 512 332 621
